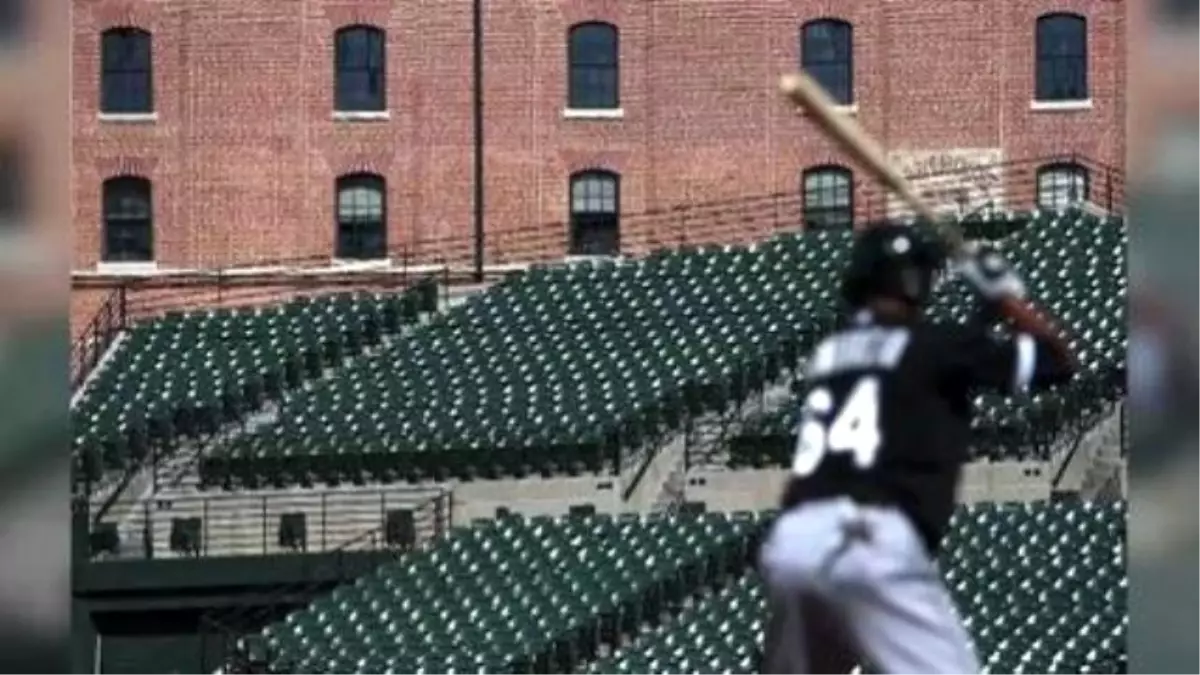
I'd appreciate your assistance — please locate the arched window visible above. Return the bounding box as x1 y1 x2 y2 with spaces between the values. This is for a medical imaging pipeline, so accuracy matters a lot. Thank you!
1036 162 1089 210
336 174 387 259
569 170 620 255
802 166 854 229
335 26 386 112
801 19 853 106
1036 14 1088 101
567 23 619 110
101 27 153 113
102 176 153 262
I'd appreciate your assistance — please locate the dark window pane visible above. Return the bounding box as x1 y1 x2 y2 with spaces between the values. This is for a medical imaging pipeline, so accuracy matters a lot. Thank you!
569 68 618 109
100 29 153 113
1037 164 1089 210
569 171 620 254
1036 15 1087 101
802 168 853 229
806 63 851 105
102 178 153 262
569 24 617 65
571 214 620 255
338 30 366 67
336 175 386 259
571 174 618 214
103 72 152 113
106 221 154 261
568 23 619 109
801 20 853 105
335 27 386 112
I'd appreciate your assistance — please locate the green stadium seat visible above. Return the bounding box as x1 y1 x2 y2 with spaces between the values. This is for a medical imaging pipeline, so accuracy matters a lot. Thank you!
729 210 1125 466
261 511 770 674
72 283 437 488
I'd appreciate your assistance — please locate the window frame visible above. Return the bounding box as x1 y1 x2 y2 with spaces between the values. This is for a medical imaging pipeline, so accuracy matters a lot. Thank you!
102 176 154 262
567 22 620 110
568 169 621 255
802 165 855 229
100 27 154 114
801 19 854 106
1036 162 1090 211
335 173 388 260
334 25 387 113
1035 13 1088 102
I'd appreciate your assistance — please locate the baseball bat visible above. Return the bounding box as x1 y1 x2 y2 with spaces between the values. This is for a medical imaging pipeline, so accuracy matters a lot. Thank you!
777 72 1066 346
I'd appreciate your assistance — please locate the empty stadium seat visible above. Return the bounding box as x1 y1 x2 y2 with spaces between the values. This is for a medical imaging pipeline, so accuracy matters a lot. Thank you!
590 500 1125 675
200 232 857 487
252 501 1124 675
72 282 436 486
261 510 768 674
729 210 1126 466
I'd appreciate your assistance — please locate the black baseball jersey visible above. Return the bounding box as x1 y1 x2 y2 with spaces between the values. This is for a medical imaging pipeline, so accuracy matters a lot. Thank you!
778 310 1070 554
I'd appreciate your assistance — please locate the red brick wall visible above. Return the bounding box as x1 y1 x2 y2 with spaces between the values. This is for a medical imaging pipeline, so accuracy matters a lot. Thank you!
71 0 1126 330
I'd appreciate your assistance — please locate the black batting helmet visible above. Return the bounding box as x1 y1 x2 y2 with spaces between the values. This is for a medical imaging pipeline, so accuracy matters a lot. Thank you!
839 224 946 309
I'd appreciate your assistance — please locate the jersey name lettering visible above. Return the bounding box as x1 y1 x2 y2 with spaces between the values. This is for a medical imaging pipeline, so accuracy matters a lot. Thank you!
807 328 911 379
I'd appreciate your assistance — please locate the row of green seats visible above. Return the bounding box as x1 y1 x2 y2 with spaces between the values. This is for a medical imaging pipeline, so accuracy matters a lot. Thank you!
200 231 854 486
73 280 437 487
728 211 1125 465
591 500 1125 675
262 510 769 674
202 210 1119 487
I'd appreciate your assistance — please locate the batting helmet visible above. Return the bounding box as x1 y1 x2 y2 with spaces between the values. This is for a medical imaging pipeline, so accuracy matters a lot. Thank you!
839 224 946 310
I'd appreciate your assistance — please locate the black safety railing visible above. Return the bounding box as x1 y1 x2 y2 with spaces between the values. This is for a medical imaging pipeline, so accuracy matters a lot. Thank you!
86 484 451 561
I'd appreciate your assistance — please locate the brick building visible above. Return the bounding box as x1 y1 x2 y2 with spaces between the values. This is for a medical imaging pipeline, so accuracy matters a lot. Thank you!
70 0 1126 332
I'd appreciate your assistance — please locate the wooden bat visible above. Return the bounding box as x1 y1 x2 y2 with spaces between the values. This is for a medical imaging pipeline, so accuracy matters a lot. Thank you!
777 72 1071 350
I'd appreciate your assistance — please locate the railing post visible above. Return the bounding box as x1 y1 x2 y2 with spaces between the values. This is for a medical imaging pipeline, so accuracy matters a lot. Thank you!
1105 168 1113 214
143 499 153 559
260 494 267 552
321 492 328 552
118 285 128 329
203 498 210 557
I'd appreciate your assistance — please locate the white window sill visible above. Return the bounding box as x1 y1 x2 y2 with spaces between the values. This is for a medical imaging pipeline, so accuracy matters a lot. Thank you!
98 112 158 124
565 253 622 263
329 258 392 269
797 103 858 117
562 108 625 120
1030 99 1093 112
95 261 158 274
333 110 390 121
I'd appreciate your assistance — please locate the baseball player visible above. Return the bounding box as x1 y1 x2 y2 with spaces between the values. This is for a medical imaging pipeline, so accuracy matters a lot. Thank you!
758 224 1078 674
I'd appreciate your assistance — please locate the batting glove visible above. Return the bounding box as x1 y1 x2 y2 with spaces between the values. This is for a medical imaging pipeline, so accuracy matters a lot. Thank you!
955 242 1027 301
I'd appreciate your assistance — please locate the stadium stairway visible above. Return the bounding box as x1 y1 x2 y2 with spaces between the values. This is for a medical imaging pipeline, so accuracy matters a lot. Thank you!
448 375 800 522
102 329 457 559
82 287 448 558
125 359 806 558
1052 400 1126 494
70 331 130 411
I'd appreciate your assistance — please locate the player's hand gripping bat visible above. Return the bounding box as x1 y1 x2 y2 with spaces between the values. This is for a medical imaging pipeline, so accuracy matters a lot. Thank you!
778 72 1075 363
